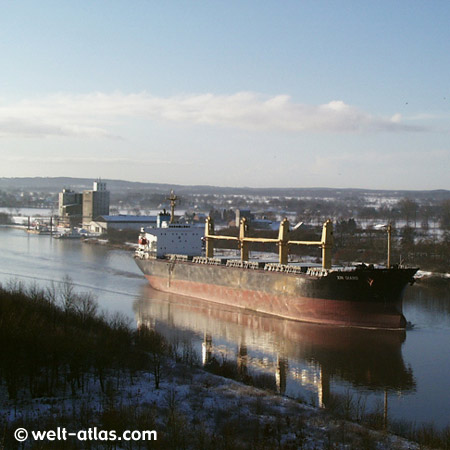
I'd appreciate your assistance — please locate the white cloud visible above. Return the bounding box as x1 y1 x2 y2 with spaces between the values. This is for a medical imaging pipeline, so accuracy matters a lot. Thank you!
0 91 426 139
0 117 113 139
3 155 196 166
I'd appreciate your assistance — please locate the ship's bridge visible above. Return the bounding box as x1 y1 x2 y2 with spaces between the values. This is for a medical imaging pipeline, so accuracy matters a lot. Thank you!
141 224 203 258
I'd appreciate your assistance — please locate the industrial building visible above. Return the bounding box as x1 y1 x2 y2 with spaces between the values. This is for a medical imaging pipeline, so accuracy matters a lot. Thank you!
58 189 83 227
82 180 110 227
87 215 159 234
58 180 110 228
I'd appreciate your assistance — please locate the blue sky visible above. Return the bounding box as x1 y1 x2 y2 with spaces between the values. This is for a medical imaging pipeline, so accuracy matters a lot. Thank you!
1 1 449 189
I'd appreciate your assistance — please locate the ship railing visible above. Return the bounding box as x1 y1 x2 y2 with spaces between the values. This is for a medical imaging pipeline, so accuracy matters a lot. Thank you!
192 256 223 265
306 267 330 277
263 263 304 274
226 260 264 270
134 249 157 260
287 265 307 274
134 249 145 259
166 254 193 262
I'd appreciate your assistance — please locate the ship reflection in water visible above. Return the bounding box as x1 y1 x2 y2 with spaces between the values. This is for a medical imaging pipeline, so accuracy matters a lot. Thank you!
134 285 415 407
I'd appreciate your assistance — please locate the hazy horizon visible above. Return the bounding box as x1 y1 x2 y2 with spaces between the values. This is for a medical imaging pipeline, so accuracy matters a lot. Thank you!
1 175 449 195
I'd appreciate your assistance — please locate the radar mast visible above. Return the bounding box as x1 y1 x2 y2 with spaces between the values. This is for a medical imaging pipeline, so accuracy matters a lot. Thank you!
167 190 178 224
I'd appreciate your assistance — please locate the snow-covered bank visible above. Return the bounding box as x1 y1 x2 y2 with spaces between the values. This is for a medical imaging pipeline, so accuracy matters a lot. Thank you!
1 359 422 450
416 270 450 280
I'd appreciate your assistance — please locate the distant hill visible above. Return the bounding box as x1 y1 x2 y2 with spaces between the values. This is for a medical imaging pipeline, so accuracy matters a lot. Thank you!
0 177 171 193
0 177 449 201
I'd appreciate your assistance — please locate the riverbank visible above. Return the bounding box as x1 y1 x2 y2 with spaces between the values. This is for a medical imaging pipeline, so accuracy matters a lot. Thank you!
2 361 424 450
0 282 443 449
415 270 450 286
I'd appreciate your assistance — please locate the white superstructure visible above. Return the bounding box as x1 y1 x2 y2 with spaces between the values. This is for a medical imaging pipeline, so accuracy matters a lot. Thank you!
137 216 203 258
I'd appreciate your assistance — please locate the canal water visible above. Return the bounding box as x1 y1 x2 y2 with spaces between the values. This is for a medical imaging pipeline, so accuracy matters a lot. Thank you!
1 226 449 430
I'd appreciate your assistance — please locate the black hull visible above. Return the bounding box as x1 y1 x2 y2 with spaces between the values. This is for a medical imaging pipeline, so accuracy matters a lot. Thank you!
135 257 417 329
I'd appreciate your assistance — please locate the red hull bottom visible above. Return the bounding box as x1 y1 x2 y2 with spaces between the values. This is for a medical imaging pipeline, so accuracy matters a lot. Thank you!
145 274 406 330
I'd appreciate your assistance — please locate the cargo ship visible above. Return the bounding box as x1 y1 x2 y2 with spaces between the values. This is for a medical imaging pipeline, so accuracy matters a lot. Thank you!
134 193 418 330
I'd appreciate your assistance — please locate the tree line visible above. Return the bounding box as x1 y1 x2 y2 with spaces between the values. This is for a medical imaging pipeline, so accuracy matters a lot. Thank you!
0 279 167 402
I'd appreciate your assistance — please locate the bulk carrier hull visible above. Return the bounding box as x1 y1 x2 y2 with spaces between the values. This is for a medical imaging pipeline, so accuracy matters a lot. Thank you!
135 257 417 330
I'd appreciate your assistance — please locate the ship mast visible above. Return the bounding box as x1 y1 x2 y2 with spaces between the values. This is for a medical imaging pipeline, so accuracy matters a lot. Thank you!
167 190 178 224
387 223 392 268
